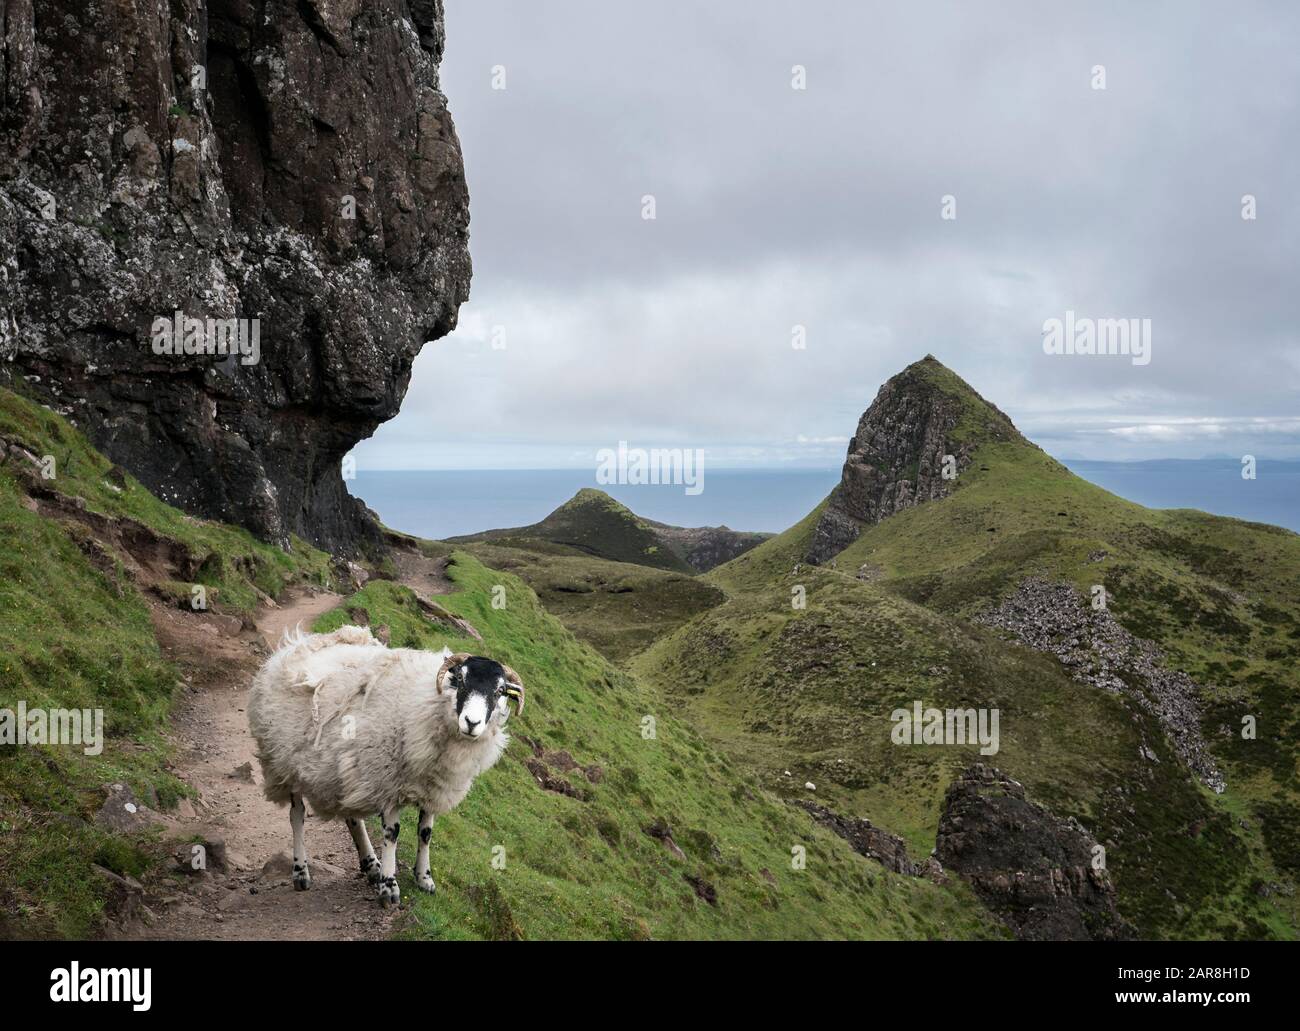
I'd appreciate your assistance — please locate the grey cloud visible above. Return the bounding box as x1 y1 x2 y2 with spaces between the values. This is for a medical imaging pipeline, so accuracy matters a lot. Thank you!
356 0 1300 470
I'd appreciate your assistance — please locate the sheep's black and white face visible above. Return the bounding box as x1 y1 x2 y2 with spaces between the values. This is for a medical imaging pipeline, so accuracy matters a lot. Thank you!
446 657 514 739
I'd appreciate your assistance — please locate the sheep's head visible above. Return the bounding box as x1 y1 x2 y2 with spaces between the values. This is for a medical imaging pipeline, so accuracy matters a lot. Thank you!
436 652 525 739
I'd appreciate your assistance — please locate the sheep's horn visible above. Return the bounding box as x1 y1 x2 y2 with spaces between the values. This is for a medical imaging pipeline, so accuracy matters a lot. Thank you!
501 664 525 716
436 652 472 692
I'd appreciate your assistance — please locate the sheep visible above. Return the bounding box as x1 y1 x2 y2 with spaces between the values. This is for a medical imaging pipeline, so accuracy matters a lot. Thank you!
247 624 525 906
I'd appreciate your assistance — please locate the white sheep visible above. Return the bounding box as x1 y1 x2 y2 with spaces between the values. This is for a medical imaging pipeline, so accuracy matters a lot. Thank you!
247 625 525 906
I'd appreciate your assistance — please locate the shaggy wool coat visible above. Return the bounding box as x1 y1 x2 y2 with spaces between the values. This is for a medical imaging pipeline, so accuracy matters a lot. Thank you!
248 626 509 819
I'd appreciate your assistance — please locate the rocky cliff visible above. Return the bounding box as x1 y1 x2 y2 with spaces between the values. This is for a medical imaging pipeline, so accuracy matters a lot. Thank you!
936 764 1130 940
644 518 770 573
806 355 1022 564
0 0 471 554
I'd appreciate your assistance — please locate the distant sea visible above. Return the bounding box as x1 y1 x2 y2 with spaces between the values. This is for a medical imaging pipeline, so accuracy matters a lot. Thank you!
1064 459 1299 533
351 460 1299 541
350 469 840 539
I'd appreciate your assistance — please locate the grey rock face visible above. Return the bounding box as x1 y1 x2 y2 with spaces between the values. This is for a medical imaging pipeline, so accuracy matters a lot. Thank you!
793 799 918 875
0 0 471 553
976 577 1225 793
805 356 1017 564
936 763 1131 941
649 522 771 573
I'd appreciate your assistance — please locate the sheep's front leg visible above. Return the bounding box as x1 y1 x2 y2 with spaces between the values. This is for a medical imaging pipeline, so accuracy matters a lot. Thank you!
290 793 311 891
414 808 436 894
378 806 400 906
347 817 381 885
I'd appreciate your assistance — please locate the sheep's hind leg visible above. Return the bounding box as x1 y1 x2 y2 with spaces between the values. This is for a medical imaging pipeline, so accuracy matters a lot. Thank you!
414 808 436 894
378 806 401 907
290 793 311 891
347 816 381 885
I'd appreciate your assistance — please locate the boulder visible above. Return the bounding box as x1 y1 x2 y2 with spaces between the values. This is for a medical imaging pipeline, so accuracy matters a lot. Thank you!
935 764 1132 940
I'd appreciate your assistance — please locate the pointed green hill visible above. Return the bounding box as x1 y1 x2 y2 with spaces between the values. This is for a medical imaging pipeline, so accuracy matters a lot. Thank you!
451 487 769 574
451 488 694 572
633 357 1300 940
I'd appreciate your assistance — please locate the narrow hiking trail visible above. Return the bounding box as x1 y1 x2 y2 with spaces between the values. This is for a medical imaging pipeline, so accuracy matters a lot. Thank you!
111 586 398 940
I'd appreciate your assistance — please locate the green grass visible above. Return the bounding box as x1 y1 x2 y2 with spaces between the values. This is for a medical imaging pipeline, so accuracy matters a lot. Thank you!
311 556 1004 940
0 387 335 937
0 386 1004 940
452 488 697 573
4 364 1294 940
0 388 334 611
630 377 1300 940
452 540 725 662
829 439 1300 936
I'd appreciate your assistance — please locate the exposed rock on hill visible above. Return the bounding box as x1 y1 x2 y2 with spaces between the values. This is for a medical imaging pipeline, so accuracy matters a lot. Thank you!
794 800 920 876
453 488 770 573
936 764 1130 941
644 519 770 572
977 577 1225 792
0 0 471 554
806 356 1022 564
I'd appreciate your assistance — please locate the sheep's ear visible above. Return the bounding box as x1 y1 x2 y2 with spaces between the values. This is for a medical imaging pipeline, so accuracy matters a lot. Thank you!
435 652 472 693
500 664 525 716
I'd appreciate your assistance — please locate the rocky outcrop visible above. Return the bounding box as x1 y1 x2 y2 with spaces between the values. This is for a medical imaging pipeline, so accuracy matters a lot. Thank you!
806 356 1020 564
976 577 1224 792
793 800 918 875
647 521 770 573
0 0 471 554
936 764 1130 941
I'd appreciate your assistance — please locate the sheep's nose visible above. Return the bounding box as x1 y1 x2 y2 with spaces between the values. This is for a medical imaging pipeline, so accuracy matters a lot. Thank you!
463 717 480 732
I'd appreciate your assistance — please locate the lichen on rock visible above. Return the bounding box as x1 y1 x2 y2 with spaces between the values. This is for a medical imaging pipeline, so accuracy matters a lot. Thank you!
0 0 471 554
806 355 1022 564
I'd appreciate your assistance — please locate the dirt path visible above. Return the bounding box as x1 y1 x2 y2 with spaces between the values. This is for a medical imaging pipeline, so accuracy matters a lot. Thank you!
392 548 455 600
113 589 399 941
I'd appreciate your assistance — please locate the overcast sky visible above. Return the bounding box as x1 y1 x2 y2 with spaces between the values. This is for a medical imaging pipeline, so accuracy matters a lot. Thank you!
354 0 1300 471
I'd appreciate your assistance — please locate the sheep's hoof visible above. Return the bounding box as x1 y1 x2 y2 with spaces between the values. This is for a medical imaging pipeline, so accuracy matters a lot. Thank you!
416 873 437 894
361 856 382 885
293 865 311 892
379 877 400 907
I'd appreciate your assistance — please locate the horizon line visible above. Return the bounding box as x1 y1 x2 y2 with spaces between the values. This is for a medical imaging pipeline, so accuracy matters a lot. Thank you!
351 457 1300 473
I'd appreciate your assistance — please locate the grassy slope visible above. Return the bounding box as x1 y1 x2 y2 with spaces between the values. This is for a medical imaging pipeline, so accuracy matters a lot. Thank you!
451 539 724 663
0 388 331 937
0 386 1001 940
633 364 1300 940
451 488 695 573
311 560 1003 940
834 442 1300 936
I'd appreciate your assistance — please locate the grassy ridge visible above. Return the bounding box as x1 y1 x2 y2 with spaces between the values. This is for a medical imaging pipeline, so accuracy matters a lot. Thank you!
833 440 1300 934
630 376 1300 939
452 487 695 573
452 539 724 662
312 559 1003 940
